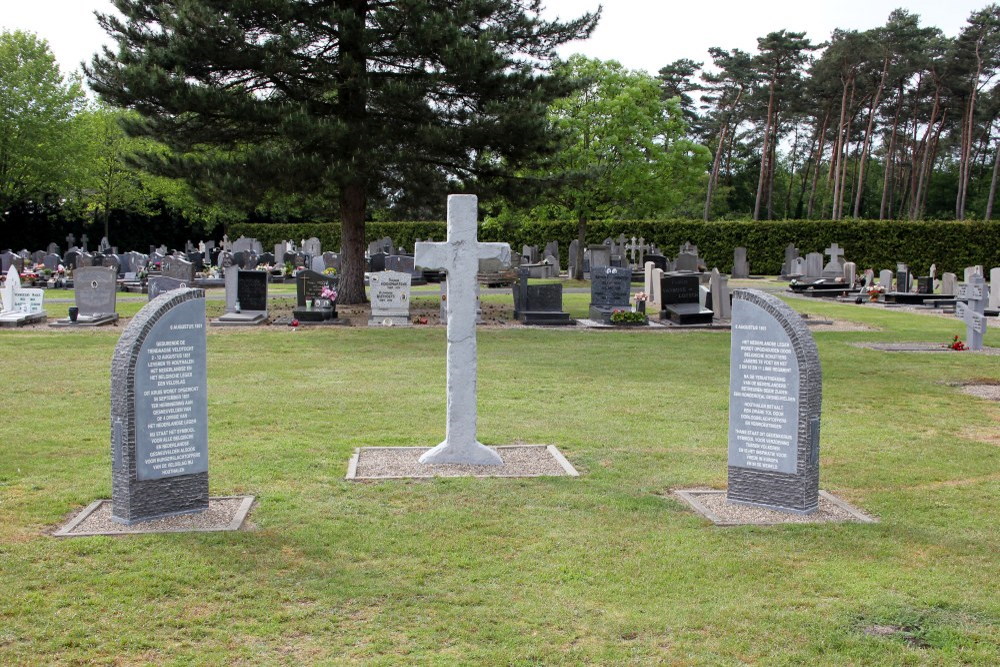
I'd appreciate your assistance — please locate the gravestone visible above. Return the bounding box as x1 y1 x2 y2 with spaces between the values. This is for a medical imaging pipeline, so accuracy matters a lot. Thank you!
587 245 611 272
860 269 875 292
989 267 1000 312
822 243 845 278
147 276 188 301
368 271 412 326
52 266 119 326
322 252 341 272
709 268 731 321
964 266 984 282
522 245 540 264
111 288 209 523
804 253 824 280
896 264 911 293
311 256 326 273
214 270 269 325
941 272 958 296
661 273 713 325
294 270 340 322
917 276 934 294
643 254 668 272
385 254 415 275
732 247 750 279
0 266 46 326
47 242 60 255
956 274 988 351
588 266 632 323
43 253 61 271
879 269 894 289
303 237 322 257
162 256 196 284
414 195 511 465
513 267 573 325
674 247 700 273
369 251 388 273
568 239 581 280
843 262 857 289
728 289 821 514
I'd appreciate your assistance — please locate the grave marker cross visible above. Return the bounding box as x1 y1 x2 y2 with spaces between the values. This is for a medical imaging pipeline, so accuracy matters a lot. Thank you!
415 195 511 465
824 243 844 265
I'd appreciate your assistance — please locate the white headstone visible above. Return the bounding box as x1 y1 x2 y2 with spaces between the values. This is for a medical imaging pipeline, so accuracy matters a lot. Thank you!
368 271 412 326
941 272 958 296
710 268 731 320
650 267 664 311
879 269 894 288
965 266 984 282
414 195 510 465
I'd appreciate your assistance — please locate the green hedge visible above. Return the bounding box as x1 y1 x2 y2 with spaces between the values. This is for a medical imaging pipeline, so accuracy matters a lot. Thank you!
229 219 1000 275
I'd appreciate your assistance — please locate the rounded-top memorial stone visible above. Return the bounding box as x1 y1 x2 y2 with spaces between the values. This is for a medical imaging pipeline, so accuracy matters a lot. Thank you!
727 289 821 514
111 287 209 524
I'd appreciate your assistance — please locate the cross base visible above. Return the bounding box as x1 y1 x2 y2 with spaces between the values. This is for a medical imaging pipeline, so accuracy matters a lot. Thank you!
418 440 504 466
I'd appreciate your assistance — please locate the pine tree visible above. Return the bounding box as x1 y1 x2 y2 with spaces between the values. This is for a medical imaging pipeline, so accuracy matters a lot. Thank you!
86 0 597 302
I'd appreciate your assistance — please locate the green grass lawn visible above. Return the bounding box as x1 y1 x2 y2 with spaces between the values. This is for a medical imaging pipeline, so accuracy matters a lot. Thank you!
0 295 998 664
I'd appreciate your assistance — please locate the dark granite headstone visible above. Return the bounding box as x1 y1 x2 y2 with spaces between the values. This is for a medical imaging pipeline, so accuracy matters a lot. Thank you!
369 252 387 272
727 289 821 514
661 274 713 325
917 277 933 294
111 288 209 524
237 271 268 311
513 268 573 325
588 266 631 322
643 254 668 272
294 270 339 321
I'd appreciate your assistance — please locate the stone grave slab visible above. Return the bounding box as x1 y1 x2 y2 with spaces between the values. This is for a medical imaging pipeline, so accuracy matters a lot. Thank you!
368 270 412 326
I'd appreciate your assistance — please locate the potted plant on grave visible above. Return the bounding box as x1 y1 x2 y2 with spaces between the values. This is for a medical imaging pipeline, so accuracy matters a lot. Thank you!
610 308 648 326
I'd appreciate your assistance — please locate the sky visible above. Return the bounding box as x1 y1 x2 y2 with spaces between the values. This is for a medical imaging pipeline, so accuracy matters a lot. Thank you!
2 0 995 83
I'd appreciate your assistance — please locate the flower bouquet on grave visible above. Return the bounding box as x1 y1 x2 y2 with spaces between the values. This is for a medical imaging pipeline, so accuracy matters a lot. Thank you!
322 267 338 277
633 290 648 314
867 284 886 302
947 335 966 351
317 285 338 309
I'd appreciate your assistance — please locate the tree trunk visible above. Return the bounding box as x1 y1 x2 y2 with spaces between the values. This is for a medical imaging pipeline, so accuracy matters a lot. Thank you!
753 79 776 221
880 91 903 219
958 46 984 221
704 124 727 221
853 65 887 218
986 135 1000 220
806 109 830 219
335 0 370 304
576 215 587 280
830 75 852 219
339 180 368 303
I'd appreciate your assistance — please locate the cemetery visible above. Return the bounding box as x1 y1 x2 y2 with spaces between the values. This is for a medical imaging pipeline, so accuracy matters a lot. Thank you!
3 2 1000 663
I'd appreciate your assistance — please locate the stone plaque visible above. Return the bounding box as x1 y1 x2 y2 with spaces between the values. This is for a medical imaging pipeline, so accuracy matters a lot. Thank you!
727 289 821 513
111 288 209 523
589 266 631 308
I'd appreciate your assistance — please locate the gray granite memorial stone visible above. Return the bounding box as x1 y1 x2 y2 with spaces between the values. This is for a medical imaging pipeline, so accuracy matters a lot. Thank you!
732 247 750 279
728 289 821 514
147 276 188 301
111 288 209 523
162 257 196 284
52 266 119 326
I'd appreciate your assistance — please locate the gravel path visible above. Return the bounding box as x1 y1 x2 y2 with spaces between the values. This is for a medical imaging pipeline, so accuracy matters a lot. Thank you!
851 342 1000 355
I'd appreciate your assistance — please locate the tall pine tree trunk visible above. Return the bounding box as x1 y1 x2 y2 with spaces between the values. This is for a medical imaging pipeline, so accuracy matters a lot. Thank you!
753 79 776 221
336 0 370 304
704 124 727 221
986 136 1000 220
880 93 903 219
853 68 886 218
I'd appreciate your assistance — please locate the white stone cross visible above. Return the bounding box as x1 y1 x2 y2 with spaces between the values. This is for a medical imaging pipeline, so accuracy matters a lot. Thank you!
824 243 844 265
956 273 988 351
415 195 511 465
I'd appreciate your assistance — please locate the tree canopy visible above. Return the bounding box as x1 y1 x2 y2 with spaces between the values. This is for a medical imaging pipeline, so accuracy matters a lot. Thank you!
86 0 599 302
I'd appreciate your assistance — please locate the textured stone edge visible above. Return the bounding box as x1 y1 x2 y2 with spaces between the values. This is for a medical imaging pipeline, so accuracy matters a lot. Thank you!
345 445 579 480
52 496 255 537
673 489 877 526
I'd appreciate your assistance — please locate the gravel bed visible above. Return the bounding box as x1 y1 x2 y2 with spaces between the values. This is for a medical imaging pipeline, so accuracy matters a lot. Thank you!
960 384 1000 400
351 445 576 479
675 489 875 525
851 342 1000 355
55 496 254 536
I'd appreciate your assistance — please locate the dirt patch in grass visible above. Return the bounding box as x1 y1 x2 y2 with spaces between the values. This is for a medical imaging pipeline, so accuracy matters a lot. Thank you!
862 624 931 648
